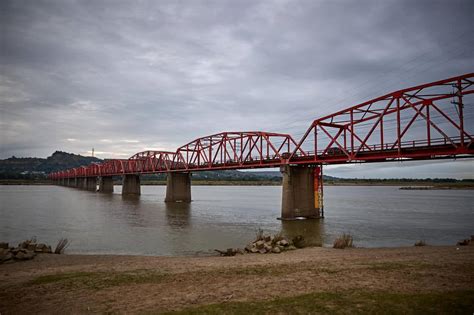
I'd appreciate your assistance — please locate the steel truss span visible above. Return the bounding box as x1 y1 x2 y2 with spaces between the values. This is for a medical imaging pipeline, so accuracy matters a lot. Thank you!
49 73 474 179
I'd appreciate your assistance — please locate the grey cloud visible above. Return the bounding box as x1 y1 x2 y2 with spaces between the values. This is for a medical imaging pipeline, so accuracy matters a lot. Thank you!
1 0 473 177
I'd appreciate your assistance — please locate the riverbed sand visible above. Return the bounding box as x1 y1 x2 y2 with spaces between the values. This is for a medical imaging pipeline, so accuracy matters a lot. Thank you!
1 246 473 313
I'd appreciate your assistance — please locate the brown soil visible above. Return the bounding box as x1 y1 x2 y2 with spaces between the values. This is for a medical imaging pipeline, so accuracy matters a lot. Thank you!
1 246 473 314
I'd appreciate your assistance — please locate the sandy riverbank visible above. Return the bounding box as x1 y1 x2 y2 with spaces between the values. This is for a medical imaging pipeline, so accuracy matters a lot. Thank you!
1 246 473 314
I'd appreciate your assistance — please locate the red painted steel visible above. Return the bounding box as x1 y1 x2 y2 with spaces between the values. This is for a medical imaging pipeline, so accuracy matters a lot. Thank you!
49 73 474 180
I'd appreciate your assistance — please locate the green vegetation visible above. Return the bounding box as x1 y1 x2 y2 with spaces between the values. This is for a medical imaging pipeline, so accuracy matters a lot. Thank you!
30 270 168 289
165 290 474 315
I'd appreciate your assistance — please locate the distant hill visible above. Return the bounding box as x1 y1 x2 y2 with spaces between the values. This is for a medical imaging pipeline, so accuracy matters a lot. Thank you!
0 151 102 179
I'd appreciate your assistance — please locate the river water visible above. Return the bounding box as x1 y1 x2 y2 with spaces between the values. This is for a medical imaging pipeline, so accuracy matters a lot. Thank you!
0 185 472 256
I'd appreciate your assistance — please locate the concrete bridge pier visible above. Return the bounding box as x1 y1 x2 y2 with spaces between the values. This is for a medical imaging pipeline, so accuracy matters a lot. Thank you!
76 177 84 189
84 177 97 191
98 176 114 193
165 172 191 202
122 174 140 195
280 165 323 220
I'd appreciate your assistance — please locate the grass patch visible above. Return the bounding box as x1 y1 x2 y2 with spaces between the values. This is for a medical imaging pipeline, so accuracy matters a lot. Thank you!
361 261 432 271
165 290 474 315
30 270 168 289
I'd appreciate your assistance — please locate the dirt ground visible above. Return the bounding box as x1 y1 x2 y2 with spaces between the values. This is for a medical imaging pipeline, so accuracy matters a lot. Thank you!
1 246 473 314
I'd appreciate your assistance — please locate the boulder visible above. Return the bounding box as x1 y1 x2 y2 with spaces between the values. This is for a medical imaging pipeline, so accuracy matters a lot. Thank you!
250 247 258 253
258 248 267 254
255 240 265 249
0 242 8 249
43 246 52 254
272 247 281 254
24 250 35 260
280 239 289 246
244 244 253 252
27 243 37 251
264 244 272 252
14 251 26 260
0 252 13 262
36 243 46 250
457 239 470 246
264 235 272 242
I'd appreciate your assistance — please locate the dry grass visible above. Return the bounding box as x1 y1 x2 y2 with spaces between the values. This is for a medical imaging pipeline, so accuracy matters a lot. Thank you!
254 228 264 242
54 238 70 254
414 240 426 246
333 233 354 249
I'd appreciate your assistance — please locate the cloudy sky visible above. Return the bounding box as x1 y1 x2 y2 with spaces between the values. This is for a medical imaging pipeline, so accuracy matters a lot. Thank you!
1 0 473 178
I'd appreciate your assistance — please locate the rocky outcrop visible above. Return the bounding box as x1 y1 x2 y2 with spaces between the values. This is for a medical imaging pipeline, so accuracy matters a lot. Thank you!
0 240 54 264
244 233 299 254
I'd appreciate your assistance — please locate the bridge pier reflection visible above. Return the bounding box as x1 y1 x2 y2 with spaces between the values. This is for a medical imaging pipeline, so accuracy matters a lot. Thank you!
281 219 325 247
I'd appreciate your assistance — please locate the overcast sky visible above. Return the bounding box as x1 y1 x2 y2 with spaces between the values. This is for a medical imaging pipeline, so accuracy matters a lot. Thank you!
1 0 473 178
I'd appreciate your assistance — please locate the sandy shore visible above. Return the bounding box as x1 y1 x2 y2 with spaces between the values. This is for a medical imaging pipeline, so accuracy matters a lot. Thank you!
1 246 473 314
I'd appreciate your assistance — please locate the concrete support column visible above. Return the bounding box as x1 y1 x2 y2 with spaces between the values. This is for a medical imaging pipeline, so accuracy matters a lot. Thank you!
280 165 323 220
98 176 114 193
165 172 191 202
76 177 84 189
122 174 140 195
84 177 97 191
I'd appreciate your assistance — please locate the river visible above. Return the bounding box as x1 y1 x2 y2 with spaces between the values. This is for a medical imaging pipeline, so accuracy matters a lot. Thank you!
0 185 472 255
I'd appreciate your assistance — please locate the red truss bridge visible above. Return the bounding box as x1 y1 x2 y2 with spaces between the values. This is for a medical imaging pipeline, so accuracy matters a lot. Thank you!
50 73 474 179
49 73 474 219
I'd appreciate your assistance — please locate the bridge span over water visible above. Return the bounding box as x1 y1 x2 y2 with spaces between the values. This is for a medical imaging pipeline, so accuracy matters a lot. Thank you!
50 73 474 219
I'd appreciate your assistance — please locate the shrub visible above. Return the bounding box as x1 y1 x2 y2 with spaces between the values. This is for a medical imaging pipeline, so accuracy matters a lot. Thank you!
333 233 354 249
54 238 70 254
414 240 426 246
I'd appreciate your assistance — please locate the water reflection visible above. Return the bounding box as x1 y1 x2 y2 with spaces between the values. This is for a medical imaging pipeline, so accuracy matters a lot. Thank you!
165 202 191 229
281 219 325 246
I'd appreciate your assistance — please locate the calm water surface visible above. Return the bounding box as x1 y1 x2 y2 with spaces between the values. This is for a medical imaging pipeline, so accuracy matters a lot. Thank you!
0 185 472 255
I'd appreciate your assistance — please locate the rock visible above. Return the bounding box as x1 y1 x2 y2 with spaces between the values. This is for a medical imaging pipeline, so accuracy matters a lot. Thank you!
255 240 265 249
264 235 272 242
0 251 13 262
280 239 289 246
215 248 238 256
292 235 305 248
272 247 281 253
0 242 8 249
10 247 21 255
287 245 297 250
24 250 35 260
43 246 52 254
27 243 37 251
14 251 26 260
36 243 46 250
250 247 258 253
244 244 253 252
258 248 267 254
264 244 272 252
457 239 470 246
